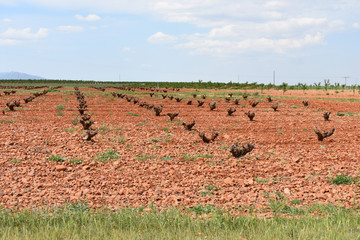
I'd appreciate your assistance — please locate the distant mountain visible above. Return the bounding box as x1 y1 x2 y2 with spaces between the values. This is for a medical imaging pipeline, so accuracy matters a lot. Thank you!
0 71 45 80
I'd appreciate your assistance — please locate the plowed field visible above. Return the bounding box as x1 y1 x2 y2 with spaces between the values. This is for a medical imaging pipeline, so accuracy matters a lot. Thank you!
1 87 359 212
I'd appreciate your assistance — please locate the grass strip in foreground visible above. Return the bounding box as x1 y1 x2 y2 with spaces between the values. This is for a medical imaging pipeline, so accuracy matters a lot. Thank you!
0 203 360 239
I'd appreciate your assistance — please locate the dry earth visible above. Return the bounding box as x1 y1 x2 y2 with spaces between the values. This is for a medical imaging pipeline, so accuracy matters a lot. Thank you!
0 87 359 212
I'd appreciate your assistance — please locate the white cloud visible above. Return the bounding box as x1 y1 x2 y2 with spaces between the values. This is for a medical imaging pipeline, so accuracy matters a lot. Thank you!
122 47 131 52
352 22 360 29
0 27 48 45
11 0 150 13
147 32 177 44
141 63 152 67
176 16 338 55
1 27 48 39
208 25 237 38
2 0 359 54
0 38 21 45
75 14 101 21
144 1 351 55
2 18 11 22
57 25 84 33
178 32 324 55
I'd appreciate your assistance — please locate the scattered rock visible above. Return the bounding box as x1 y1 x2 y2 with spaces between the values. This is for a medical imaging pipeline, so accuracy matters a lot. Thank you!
224 178 233 184
55 165 67 171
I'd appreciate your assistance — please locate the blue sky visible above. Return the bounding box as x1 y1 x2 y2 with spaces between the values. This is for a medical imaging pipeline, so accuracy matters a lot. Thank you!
1 0 360 85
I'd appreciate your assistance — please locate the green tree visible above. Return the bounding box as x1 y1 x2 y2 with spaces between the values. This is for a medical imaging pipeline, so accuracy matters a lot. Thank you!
281 82 288 94
324 79 330 91
351 85 357 96
301 83 308 93
259 83 265 93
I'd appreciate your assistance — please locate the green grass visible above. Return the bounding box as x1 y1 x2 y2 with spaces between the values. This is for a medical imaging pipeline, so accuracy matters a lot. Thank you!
94 149 121 162
219 145 230 150
98 122 110 132
199 184 220 196
136 154 156 161
148 137 160 143
161 156 173 161
0 119 16 124
71 118 79 126
9 158 21 164
179 153 214 161
336 112 356 117
127 112 139 116
1 203 360 239
63 127 78 133
255 178 269 184
329 175 357 185
117 136 127 143
291 199 302 205
48 154 66 162
56 111 64 116
56 104 65 111
69 157 83 165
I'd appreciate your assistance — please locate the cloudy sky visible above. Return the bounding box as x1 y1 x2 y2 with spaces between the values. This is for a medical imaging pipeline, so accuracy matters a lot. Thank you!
1 0 360 84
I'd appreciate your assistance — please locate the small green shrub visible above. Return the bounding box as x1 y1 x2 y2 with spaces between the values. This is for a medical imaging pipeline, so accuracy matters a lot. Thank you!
0 119 16 123
291 199 302 205
69 157 83 165
63 128 77 132
329 175 356 185
136 155 156 161
199 184 219 196
98 123 109 132
188 205 219 215
48 154 67 162
148 137 160 143
72 118 79 126
10 158 21 164
56 104 65 111
95 149 121 162
117 136 127 143
255 178 269 183
336 112 345 116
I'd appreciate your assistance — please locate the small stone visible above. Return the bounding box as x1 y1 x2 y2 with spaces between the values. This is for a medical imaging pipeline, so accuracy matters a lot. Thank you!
284 188 291 195
244 179 254 186
224 177 233 184
83 165 91 170
55 165 67 171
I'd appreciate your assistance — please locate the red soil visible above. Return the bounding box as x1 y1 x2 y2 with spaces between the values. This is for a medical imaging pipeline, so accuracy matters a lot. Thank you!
0 88 360 212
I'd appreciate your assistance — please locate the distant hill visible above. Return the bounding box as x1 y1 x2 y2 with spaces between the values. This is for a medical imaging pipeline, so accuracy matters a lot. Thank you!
0 71 45 80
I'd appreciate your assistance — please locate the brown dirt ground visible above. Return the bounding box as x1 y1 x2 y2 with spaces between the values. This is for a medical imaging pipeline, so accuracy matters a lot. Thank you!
1 87 360 212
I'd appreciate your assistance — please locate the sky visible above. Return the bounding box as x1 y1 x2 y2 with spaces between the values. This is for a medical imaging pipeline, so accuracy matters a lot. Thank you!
0 0 360 85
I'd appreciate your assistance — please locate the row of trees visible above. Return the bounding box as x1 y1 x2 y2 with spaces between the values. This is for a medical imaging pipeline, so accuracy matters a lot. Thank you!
0 79 357 92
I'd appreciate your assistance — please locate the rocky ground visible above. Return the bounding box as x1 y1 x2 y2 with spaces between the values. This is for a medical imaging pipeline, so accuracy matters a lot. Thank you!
0 87 359 212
